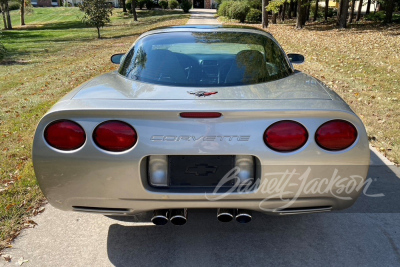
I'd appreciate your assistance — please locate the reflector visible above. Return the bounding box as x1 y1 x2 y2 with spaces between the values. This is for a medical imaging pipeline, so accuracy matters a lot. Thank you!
180 112 222 118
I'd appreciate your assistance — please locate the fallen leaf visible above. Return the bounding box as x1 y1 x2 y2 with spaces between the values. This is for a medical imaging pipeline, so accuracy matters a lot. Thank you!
2 254 12 262
17 257 28 266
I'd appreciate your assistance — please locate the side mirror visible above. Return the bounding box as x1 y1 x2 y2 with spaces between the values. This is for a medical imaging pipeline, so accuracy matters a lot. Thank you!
111 53 124 64
287 53 305 65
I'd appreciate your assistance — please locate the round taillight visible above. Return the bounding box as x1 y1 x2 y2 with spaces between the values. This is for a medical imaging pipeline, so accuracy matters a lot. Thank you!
264 120 308 152
93 121 137 152
44 120 86 151
315 120 357 151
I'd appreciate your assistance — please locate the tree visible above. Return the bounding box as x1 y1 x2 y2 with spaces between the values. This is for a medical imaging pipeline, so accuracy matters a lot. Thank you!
348 0 356 23
366 0 371 14
385 0 394 23
131 0 137 21
262 0 269 28
1 0 12 30
20 0 25 25
121 0 127 12
356 0 363 21
337 0 350 28
79 0 113 38
296 0 306 28
313 0 319 21
324 0 329 21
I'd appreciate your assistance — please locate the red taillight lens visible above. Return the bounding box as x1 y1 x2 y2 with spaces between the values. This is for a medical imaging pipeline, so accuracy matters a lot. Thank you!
264 120 308 152
315 120 357 151
44 120 86 151
93 121 137 152
180 112 222 118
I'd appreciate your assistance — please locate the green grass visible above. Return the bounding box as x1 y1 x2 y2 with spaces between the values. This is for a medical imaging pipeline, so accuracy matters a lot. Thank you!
0 7 189 250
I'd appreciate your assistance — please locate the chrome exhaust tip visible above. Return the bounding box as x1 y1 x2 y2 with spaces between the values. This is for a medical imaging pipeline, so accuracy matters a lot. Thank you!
170 209 187 225
151 210 169 225
235 209 252 224
217 208 235 222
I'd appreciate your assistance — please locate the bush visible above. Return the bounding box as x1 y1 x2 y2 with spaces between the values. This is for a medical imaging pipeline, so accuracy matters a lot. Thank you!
145 0 153 9
365 11 386 21
138 0 146 9
0 43 6 62
8 1 21 10
229 1 250 23
180 0 192 12
217 1 231 17
246 8 261 22
247 0 261 10
169 0 179 9
159 0 168 9
126 0 132 10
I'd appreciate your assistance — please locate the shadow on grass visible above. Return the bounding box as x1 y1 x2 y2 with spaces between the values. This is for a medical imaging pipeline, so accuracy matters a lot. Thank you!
14 20 89 31
0 60 31 66
302 20 400 35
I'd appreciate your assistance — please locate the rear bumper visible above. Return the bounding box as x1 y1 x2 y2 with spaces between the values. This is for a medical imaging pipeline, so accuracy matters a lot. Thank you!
33 109 370 215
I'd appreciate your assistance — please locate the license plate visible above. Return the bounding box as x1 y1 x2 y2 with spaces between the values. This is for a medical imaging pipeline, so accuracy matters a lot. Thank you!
168 155 235 187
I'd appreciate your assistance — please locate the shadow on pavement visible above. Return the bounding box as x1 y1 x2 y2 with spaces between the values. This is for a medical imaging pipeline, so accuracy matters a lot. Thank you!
107 149 400 266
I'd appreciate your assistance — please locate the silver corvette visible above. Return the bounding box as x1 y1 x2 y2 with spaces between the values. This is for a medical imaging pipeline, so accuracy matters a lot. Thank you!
33 26 370 225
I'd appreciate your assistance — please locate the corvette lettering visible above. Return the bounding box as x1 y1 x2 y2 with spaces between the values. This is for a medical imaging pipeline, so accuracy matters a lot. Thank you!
151 135 250 142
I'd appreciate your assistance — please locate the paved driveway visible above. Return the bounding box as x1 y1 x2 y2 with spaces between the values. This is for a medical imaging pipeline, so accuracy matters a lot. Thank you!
186 8 221 25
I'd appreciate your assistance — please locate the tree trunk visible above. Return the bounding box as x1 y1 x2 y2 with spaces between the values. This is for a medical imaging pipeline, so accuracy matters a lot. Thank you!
305 0 311 21
1 3 7 29
20 0 25 26
384 0 394 23
348 0 355 23
278 5 283 21
313 0 319 21
337 0 349 28
304 0 309 23
281 1 286 22
5 0 11 30
356 0 363 21
366 0 371 14
293 0 297 17
324 0 329 21
122 0 126 12
97 26 101 38
288 0 292 19
131 0 137 21
262 0 268 28
296 0 304 29
272 12 278 24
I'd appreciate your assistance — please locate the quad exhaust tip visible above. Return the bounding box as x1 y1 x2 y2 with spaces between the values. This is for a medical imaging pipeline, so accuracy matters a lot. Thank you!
151 210 169 225
170 209 188 225
235 209 252 224
217 208 235 222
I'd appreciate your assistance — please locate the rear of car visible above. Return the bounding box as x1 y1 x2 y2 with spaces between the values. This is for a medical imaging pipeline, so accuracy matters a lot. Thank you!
33 27 370 223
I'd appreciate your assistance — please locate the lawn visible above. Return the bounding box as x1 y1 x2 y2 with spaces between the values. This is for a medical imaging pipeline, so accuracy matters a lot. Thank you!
223 19 400 165
0 7 189 250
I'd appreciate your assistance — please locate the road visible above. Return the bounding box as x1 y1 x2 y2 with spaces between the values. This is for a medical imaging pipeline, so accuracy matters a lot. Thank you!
2 9 400 267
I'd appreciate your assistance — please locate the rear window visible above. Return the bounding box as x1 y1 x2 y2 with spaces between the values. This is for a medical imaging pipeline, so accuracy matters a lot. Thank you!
119 31 293 87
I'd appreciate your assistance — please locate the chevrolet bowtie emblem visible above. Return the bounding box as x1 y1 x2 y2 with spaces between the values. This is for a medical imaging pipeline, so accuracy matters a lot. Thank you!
188 91 218 97
185 164 218 176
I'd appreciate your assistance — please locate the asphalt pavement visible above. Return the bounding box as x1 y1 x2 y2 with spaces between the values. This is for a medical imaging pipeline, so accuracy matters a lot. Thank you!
2 9 400 267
